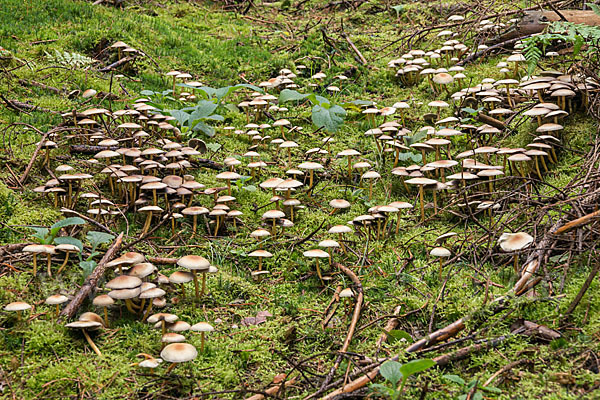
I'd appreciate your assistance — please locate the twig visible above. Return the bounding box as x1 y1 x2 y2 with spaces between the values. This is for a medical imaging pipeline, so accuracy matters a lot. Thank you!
58 233 124 321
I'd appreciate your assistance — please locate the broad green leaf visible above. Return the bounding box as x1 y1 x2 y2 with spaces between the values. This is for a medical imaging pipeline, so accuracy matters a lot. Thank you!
51 217 85 230
481 386 502 394
140 90 156 96
399 359 435 378
166 109 190 127
206 142 222 152
29 227 50 243
443 374 465 386
312 104 346 133
391 4 405 16
53 236 83 253
589 3 600 16
192 121 216 137
384 329 413 344
80 260 97 279
243 185 257 192
379 360 403 386
190 100 219 120
87 231 115 247
472 392 483 400
279 89 308 103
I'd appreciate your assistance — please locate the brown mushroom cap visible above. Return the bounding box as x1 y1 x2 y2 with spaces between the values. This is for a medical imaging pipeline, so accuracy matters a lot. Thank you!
160 343 197 363
177 255 210 271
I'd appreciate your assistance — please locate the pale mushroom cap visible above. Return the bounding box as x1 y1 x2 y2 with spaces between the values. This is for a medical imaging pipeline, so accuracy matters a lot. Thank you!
262 210 286 219
177 255 210 271
339 288 354 298
65 320 102 329
498 232 534 252
303 249 330 258
108 287 141 300
162 333 186 343
329 199 351 209
430 247 451 257
248 249 273 258
93 294 114 307
169 271 194 284
139 288 166 299
328 225 353 234
139 358 163 368
405 177 438 186
319 239 340 248
106 275 142 290
4 301 32 311
147 313 178 324
191 322 214 332
45 294 69 305
160 343 198 363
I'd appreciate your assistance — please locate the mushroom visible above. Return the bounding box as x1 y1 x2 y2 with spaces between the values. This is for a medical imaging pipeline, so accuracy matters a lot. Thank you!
23 244 55 276
498 232 534 275
405 177 438 223
177 255 210 301
92 295 114 327
169 271 194 300
191 322 214 352
148 313 178 337
430 247 451 280
65 320 103 357
303 249 330 283
45 294 68 318
4 301 31 322
160 343 198 373
106 275 142 313
248 249 273 271
55 243 81 275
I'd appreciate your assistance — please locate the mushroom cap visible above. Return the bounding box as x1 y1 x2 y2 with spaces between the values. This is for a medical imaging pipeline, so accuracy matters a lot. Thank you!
139 288 167 299
405 177 438 186
319 239 340 248
128 263 156 278
23 244 56 254
55 244 80 253
92 294 114 307
169 271 194 284
248 249 273 258
160 343 197 363
4 301 32 311
191 322 214 332
250 229 271 238
328 225 353 234
216 171 241 180
262 209 285 219
147 313 178 324
303 249 330 258
139 358 163 368
339 288 354 298
498 232 534 252
329 199 351 209
108 287 141 300
161 333 186 343
106 275 142 290
45 294 69 305
107 252 145 267
65 320 102 330
430 247 451 257
165 320 191 332
177 255 210 271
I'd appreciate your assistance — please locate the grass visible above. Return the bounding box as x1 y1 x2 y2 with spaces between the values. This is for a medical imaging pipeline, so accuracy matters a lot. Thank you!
1 0 599 399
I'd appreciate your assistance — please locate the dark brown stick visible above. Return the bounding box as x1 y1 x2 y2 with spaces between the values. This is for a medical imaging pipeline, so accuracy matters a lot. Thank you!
58 233 124 321
561 261 600 320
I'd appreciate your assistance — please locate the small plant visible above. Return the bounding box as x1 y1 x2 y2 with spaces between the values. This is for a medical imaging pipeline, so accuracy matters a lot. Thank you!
28 217 86 245
278 89 347 133
443 374 502 400
370 359 435 399
77 231 116 279
44 50 96 69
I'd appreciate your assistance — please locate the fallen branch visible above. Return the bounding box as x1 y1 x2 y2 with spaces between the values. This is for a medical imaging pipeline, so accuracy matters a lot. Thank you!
555 209 600 235
58 233 124 321
341 33 367 66
98 57 135 73
60 208 117 236
246 376 297 400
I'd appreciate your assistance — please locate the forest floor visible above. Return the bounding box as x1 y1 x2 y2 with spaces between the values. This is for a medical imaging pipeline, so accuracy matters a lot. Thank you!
1 0 600 399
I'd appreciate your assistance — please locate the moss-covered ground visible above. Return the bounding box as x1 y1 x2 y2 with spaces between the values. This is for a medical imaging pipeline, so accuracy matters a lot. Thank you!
0 0 599 399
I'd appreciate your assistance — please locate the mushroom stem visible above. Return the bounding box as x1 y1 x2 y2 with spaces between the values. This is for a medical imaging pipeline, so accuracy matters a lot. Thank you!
513 254 519 275
200 332 206 353
57 251 70 275
142 303 153 322
46 253 52 278
201 272 207 297
32 254 38 276
347 156 352 180
180 283 186 299
124 299 137 314
103 307 109 328
55 304 60 319
191 215 198 239
418 186 425 223
192 270 200 301
438 258 443 281
315 258 323 283
82 329 102 357
166 363 177 374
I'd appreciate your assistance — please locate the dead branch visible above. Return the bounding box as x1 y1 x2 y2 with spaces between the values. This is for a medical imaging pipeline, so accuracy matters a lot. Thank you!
58 233 124 321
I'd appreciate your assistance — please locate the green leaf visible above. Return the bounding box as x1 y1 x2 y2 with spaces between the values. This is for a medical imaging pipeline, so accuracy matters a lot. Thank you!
550 337 568 349
384 329 413 344
379 360 403 386
29 227 50 243
588 3 600 16
166 109 190 127
481 386 502 394
311 104 346 133
190 100 219 120
51 217 85 230
443 374 465 386
279 89 308 103
53 236 83 253
191 121 216 137
391 4 405 17
206 142 222 152
80 260 96 279
472 392 483 400
573 34 584 56
399 359 435 378
87 231 115 248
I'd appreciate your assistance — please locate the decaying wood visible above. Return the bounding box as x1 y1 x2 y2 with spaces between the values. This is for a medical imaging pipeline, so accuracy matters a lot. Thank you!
58 233 124 321
310 263 364 399
375 305 402 350
60 208 117 236
246 376 296 400
98 56 135 73
555 209 600 235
